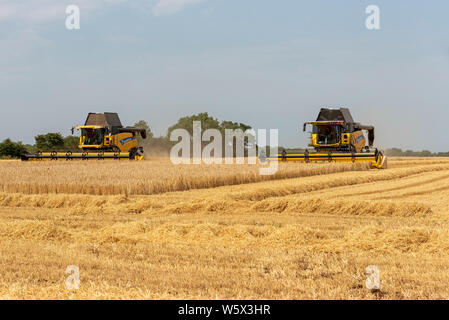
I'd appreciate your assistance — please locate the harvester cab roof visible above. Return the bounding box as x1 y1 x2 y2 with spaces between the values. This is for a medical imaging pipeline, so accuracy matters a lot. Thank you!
303 108 375 147
81 112 147 139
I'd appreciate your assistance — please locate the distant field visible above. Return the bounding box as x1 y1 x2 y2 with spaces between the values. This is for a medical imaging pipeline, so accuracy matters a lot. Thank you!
1 157 449 299
0 159 370 195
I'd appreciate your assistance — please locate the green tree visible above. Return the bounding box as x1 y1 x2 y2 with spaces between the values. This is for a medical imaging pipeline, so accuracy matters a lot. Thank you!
166 113 255 157
133 120 154 145
167 112 220 138
220 121 252 133
437 152 449 157
63 136 80 151
133 120 154 139
0 139 27 158
385 148 449 157
419 150 433 157
385 148 403 156
35 133 65 151
220 120 255 156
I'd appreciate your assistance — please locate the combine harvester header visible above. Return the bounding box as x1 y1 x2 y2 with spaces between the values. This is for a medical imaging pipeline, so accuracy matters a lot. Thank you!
269 108 387 169
21 112 147 161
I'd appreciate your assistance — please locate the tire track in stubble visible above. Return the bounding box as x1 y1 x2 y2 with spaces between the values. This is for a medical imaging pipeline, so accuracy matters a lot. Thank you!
229 164 449 201
373 184 449 200
314 171 449 199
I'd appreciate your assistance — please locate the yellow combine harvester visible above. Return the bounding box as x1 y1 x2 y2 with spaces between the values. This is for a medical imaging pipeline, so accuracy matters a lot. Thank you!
21 112 147 161
269 108 387 169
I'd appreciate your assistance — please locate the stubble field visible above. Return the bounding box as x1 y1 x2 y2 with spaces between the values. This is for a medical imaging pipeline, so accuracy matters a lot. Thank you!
1 157 449 299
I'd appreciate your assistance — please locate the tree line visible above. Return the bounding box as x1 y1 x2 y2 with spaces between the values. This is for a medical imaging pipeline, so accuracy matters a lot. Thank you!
0 113 253 158
384 148 449 157
1 113 448 158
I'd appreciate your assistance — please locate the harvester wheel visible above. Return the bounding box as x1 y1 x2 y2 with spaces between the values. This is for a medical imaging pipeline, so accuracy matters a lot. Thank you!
112 146 121 154
129 148 137 160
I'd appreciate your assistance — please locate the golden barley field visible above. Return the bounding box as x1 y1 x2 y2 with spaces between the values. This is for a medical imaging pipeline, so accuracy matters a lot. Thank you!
1 157 449 299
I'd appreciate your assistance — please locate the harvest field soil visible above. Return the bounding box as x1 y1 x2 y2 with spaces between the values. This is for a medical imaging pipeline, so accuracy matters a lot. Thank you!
1 158 449 299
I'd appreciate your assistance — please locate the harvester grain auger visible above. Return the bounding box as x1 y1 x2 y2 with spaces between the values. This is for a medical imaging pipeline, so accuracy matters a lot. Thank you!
21 112 147 161
268 108 387 169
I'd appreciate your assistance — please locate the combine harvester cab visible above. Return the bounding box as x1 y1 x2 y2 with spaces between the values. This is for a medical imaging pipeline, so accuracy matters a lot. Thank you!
269 108 387 169
21 112 147 161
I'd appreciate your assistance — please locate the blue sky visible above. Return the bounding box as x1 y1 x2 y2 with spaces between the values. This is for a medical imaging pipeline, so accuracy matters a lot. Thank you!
1 0 448 151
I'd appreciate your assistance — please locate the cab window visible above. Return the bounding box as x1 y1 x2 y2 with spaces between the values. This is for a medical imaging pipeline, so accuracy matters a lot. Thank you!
314 125 341 145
